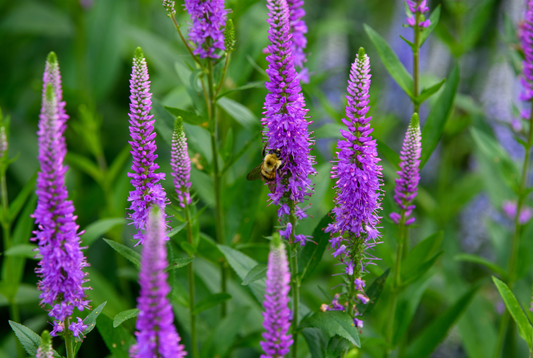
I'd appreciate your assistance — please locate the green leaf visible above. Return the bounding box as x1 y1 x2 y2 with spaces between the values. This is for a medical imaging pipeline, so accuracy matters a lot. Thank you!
106 145 131 187
219 131 261 176
9 321 41 357
0 2 74 37
164 106 208 128
180 241 196 256
165 257 194 272
217 97 260 130
302 328 327 358
419 5 441 46
193 293 232 314
364 24 414 97
402 251 443 286
200 307 250 358
357 269 390 317
217 81 264 99
492 277 533 349
376 138 400 170
299 213 333 282
74 301 107 350
65 152 104 183
303 311 361 347
420 65 459 168
103 239 141 269
151 97 175 146
8 172 37 222
3 244 38 260
242 264 267 285
168 222 188 238
401 231 443 284
81 218 126 246
327 336 350 357
462 0 497 53
113 308 139 328
96 314 135 358
416 78 446 104
404 286 479 358
455 253 506 278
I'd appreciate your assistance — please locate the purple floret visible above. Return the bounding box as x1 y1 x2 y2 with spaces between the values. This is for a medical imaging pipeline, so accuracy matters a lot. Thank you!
287 0 309 83
521 1 533 102
260 236 293 358
127 48 167 246
390 114 421 226
184 0 227 58
171 118 192 208
32 53 90 336
406 0 430 28
262 0 315 237
130 206 187 358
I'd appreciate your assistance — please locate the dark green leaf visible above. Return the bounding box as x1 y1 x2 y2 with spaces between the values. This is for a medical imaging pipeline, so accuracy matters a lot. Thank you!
180 241 196 256
65 152 104 183
242 264 267 285
106 145 131 187
401 251 443 286
219 131 261 176
420 5 441 46
416 78 446 104
103 239 141 269
193 293 232 314
113 308 139 328
96 314 135 358
302 328 327 358
8 172 37 222
302 311 360 347
420 65 459 167
327 336 350 358
4 244 38 260
492 277 533 349
165 257 194 272
217 81 264 99
455 254 506 278
357 269 390 317
217 97 260 130
401 231 443 283
74 301 108 350
165 106 208 128
200 307 250 358
404 286 478 358
299 213 333 282
151 98 174 146
0 2 74 37
168 222 188 238
376 138 400 170
81 218 126 246
364 24 414 97
462 0 496 53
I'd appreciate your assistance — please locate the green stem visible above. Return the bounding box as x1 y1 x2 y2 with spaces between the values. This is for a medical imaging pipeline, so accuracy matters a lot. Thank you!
184 203 198 358
207 58 227 318
170 14 206 72
214 54 230 98
288 200 299 358
1 171 10 250
64 320 75 358
413 13 421 114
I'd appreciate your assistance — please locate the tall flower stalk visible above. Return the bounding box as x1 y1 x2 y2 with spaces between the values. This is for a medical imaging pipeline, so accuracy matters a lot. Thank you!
127 47 167 246
326 48 383 328
130 206 187 358
262 0 315 354
260 233 293 358
32 53 90 357
495 1 533 356
170 117 198 357
164 0 231 317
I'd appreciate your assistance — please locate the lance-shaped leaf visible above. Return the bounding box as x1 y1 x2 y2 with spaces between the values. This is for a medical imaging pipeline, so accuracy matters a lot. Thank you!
302 311 360 347
420 5 441 47
9 321 61 358
415 78 446 105
193 293 232 314
356 268 390 317
103 239 141 269
242 264 267 285
81 218 126 246
298 213 333 282
113 308 140 328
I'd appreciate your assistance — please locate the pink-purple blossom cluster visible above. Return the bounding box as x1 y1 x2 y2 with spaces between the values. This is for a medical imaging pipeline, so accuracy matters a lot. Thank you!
287 0 309 83
184 0 227 58
32 53 90 337
171 117 192 208
390 114 421 226
262 0 315 243
520 1 533 102
127 48 167 246
406 0 430 28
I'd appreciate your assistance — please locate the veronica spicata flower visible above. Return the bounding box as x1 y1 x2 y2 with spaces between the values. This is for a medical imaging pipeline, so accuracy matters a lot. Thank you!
325 48 383 326
130 206 187 358
171 117 192 207
390 114 421 226
406 0 430 28
287 0 309 83
260 234 293 357
521 1 533 102
262 0 315 244
127 48 167 245
184 0 227 58
32 53 90 337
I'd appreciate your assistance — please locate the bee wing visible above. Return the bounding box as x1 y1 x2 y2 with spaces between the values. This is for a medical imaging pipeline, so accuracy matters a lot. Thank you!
246 165 263 181
267 180 277 193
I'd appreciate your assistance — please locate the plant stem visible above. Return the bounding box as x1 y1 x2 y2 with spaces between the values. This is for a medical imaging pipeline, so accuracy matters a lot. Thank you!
64 320 75 358
413 13 421 115
288 200 299 358
170 14 206 72
214 54 230 98
206 57 227 318
1 171 10 250
184 203 198 358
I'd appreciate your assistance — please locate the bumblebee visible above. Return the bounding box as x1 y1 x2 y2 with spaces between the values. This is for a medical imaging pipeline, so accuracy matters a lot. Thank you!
246 146 284 193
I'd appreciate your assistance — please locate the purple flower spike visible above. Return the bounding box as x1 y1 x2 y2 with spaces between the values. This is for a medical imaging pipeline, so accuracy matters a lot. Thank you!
260 234 293 358
406 0 430 28
520 1 533 102
262 0 315 236
131 206 187 358
184 0 227 58
32 53 90 337
287 0 309 83
390 113 421 225
171 117 192 208
127 48 167 246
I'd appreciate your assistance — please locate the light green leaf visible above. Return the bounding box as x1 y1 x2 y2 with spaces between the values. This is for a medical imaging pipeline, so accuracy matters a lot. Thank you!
81 218 126 246
303 311 361 347
96 314 135 358
74 301 107 351
4 244 38 260
9 321 61 358
416 78 446 104
65 152 104 183
217 81 264 99
376 138 400 171
165 257 194 272
193 293 232 314
242 264 267 286
420 5 441 46
103 239 141 269
164 106 208 128
217 97 260 130
113 308 139 328
168 222 188 238
455 253 506 278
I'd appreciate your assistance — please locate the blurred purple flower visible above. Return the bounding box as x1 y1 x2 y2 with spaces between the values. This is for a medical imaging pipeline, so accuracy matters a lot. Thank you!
127 48 167 246
184 0 227 58
502 200 533 224
32 53 90 337
162 0 176 16
131 206 187 358
287 0 309 83
79 0 93 9
390 114 421 225
260 234 293 358
406 0 430 28
262 0 315 238
171 117 192 208
520 1 533 101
